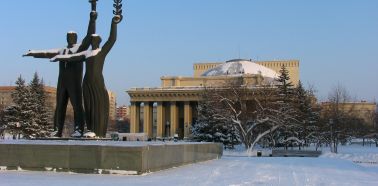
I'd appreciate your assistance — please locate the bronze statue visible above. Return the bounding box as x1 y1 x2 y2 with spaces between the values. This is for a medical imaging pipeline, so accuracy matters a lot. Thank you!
23 2 98 137
51 1 123 138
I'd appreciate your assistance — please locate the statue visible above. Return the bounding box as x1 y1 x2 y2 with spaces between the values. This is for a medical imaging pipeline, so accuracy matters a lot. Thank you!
23 1 98 137
51 0 123 138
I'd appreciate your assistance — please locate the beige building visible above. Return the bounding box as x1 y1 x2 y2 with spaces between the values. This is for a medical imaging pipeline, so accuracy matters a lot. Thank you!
321 101 377 127
0 86 63 119
127 59 300 139
108 91 117 121
116 105 129 121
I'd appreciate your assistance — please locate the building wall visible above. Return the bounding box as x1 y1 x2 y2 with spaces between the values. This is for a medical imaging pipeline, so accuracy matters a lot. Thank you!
193 62 223 77
256 60 300 86
108 91 117 121
321 102 377 127
161 75 264 88
0 86 75 122
117 105 129 121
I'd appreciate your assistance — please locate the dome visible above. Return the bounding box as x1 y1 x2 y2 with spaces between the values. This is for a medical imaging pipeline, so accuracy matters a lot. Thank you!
201 59 279 79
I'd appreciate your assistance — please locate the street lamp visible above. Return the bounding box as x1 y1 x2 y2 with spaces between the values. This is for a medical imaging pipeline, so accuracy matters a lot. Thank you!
165 121 170 137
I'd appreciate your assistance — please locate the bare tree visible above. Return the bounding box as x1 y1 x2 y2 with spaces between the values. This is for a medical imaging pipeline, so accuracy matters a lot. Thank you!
323 83 351 153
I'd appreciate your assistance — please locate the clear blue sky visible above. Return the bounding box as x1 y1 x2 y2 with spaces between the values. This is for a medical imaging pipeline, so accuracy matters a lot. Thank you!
1 0 377 105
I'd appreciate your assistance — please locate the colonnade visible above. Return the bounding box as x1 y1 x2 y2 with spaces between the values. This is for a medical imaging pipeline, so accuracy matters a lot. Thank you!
130 101 196 139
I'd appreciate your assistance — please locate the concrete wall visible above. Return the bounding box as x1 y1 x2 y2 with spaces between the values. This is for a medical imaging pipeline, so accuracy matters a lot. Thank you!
0 142 223 174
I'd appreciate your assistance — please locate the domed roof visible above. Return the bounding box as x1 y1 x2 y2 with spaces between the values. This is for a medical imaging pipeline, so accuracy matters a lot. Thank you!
201 59 279 79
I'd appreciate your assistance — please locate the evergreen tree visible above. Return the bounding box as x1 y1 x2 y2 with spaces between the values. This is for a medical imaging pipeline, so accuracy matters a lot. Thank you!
15 75 36 139
274 65 298 148
29 72 53 138
294 81 319 147
276 65 294 102
7 75 35 138
2 105 21 138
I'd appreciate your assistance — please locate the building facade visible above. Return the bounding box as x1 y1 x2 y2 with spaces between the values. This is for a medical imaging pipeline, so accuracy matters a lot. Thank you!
321 101 377 127
127 59 300 139
116 105 129 121
108 91 117 121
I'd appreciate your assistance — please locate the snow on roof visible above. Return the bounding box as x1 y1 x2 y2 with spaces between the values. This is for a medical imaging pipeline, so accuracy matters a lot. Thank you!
202 59 279 79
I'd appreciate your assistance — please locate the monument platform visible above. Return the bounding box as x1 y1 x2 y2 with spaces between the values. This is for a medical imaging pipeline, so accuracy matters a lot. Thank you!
0 140 223 175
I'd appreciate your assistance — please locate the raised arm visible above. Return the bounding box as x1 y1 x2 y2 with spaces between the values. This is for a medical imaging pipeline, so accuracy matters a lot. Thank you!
101 15 121 56
77 11 97 53
23 48 61 59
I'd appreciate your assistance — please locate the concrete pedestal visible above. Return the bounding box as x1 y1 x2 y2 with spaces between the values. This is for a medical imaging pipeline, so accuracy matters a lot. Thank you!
0 141 223 174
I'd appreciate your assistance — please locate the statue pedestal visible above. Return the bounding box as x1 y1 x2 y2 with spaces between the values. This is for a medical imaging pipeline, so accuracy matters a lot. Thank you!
0 140 223 174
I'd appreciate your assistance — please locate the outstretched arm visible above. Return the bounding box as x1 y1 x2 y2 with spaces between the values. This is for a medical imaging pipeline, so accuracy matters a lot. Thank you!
23 48 62 59
77 11 97 53
101 15 121 56
50 51 86 63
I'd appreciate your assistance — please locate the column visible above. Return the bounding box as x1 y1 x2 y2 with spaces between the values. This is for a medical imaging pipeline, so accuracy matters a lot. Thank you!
143 102 153 138
156 102 165 138
170 101 179 137
130 102 140 133
184 101 193 138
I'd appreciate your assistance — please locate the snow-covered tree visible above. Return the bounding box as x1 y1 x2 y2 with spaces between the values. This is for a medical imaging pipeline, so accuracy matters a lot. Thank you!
29 72 53 138
13 75 36 139
192 87 239 148
293 81 319 148
276 65 294 103
3 74 53 139
195 81 293 153
2 105 21 138
273 65 300 149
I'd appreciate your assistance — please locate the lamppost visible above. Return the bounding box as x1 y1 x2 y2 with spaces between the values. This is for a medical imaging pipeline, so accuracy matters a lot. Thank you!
165 121 170 138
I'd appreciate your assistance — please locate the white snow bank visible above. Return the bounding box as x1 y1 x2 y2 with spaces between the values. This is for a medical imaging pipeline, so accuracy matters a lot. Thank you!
321 145 378 167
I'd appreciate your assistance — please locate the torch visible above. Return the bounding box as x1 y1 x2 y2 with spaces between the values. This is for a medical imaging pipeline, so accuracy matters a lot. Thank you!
113 0 123 22
89 0 98 11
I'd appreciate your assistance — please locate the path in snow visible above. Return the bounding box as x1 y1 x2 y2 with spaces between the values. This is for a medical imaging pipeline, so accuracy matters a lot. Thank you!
1 156 378 186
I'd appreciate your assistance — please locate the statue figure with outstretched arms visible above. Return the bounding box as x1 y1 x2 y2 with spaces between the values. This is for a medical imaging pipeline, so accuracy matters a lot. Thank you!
52 14 122 138
23 2 98 137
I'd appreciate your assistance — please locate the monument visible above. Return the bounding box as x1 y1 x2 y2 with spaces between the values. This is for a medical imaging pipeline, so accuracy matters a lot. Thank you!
23 0 123 138
51 9 122 138
0 0 223 175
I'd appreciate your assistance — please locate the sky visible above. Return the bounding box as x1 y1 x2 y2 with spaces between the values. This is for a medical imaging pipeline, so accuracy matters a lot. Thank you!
0 0 377 105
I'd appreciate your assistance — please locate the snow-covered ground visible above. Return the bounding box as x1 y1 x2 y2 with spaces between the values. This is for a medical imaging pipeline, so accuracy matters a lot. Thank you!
1 145 378 186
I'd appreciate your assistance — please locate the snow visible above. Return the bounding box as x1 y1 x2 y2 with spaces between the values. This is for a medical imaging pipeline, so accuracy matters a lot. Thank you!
25 48 62 55
321 145 378 167
85 49 101 58
26 43 81 57
1 144 378 186
202 60 279 79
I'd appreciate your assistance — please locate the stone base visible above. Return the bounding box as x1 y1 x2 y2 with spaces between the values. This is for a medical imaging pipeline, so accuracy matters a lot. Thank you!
272 150 322 157
0 141 223 174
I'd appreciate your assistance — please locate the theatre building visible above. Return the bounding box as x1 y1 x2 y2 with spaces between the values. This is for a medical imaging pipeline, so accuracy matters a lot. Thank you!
127 59 300 139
